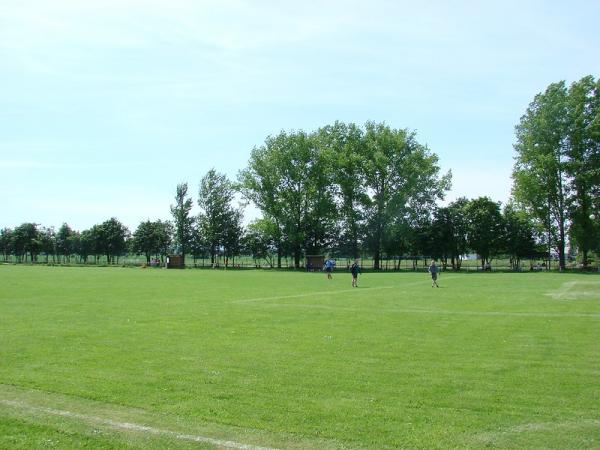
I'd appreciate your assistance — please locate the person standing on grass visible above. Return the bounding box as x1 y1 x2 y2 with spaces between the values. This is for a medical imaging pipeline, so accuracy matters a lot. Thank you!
350 259 361 287
324 257 335 280
428 259 439 287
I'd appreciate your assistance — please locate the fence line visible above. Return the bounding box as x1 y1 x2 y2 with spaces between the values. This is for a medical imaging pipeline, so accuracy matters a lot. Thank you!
1 253 596 272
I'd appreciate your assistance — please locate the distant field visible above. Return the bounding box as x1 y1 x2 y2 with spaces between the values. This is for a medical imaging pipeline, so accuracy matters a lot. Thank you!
1 266 599 448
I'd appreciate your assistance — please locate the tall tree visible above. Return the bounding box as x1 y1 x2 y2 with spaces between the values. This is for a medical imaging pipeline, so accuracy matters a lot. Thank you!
316 121 367 258
362 122 450 269
513 81 569 270
198 169 243 265
239 130 336 268
565 76 600 267
170 183 194 267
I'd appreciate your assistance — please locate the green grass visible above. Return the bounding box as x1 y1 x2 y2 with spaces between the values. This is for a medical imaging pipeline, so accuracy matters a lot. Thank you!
1 265 599 448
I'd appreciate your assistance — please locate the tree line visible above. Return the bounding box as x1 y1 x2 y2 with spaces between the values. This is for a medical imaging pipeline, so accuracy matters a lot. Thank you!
0 194 545 271
2 76 599 270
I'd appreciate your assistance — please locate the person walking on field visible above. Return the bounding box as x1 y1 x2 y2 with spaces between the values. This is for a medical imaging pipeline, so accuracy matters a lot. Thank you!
324 258 335 280
350 259 361 287
428 260 439 288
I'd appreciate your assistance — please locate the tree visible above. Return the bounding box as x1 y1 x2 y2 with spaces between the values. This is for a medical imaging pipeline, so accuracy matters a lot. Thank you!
79 229 94 263
445 198 470 270
429 207 454 269
316 121 367 258
198 169 243 266
99 218 130 264
362 122 451 269
0 228 12 261
513 81 569 270
222 209 244 265
189 221 208 265
56 223 74 263
565 76 600 267
503 203 538 270
464 197 505 269
170 183 194 267
239 130 336 268
131 220 173 264
38 227 56 263
243 218 280 267
68 231 82 263
12 223 40 263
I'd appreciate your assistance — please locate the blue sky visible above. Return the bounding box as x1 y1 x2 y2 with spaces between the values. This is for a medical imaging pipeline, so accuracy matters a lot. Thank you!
1 0 599 231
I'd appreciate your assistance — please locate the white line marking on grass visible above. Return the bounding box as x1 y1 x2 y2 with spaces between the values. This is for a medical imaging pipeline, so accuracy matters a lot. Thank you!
475 418 600 443
229 286 395 304
547 281 578 300
546 280 600 300
259 303 600 319
0 399 278 450
229 276 460 304
507 419 600 433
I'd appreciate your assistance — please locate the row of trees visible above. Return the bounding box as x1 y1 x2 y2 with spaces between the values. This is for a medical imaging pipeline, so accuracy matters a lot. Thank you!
0 194 542 269
0 219 131 264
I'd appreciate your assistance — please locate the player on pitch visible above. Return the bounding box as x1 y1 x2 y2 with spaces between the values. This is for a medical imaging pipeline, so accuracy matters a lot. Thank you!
350 259 361 287
428 259 439 288
324 257 335 280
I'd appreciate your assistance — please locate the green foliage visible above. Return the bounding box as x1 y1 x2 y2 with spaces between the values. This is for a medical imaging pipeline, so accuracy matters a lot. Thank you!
131 220 173 264
170 183 194 265
465 197 504 267
98 218 130 263
239 130 337 267
242 218 279 266
197 169 243 264
240 122 450 268
315 121 368 258
0 228 12 260
502 203 538 269
565 76 600 264
56 223 74 262
513 75 600 268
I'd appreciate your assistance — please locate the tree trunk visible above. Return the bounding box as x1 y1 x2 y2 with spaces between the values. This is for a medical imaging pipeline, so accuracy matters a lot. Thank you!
294 249 301 269
558 221 566 271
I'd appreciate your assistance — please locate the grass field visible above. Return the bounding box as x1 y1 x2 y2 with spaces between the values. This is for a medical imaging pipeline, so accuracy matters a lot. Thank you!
1 265 599 449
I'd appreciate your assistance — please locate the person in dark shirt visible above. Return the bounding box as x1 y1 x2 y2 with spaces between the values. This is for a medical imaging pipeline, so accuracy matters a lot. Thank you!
428 260 439 288
350 259 361 287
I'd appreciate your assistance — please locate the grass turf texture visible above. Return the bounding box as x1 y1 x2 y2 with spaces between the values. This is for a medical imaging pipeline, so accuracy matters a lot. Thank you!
1 266 599 449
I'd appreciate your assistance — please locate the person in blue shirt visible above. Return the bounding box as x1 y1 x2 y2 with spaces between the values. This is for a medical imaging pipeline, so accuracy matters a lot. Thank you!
324 258 335 280
350 259 361 287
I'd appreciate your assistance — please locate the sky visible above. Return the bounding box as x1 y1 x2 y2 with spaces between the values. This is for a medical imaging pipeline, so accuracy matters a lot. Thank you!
1 0 599 231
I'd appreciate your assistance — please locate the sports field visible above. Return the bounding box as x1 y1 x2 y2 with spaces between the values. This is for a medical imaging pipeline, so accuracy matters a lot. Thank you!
1 266 599 449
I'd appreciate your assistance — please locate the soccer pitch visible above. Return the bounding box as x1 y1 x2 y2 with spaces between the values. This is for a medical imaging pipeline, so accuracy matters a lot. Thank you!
1 266 599 449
